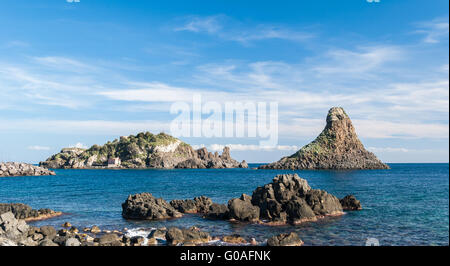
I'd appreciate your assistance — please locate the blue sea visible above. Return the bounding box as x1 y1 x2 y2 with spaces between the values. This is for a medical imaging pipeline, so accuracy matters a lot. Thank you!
0 163 448 246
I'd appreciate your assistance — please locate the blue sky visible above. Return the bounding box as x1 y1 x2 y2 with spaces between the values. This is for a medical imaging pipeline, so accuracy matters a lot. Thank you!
0 0 448 163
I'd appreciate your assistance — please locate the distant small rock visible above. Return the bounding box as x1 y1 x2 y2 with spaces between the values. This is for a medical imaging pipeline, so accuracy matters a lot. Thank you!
0 162 55 177
340 195 362 210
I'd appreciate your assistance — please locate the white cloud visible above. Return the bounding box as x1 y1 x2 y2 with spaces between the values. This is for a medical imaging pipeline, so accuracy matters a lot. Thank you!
27 145 51 151
192 144 299 152
174 15 314 44
69 142 88 149
175 15 222 33
313 46 404 75
368 147 409 153
414 18 449 44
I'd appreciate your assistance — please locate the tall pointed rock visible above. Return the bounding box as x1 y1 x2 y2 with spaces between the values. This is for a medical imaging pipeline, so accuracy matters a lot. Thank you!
260 107 389 170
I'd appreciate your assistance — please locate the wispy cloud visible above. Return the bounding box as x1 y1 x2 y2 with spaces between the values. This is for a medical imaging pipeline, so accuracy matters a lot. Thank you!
192 144 300 151
414 17 449 44
174 15 314 44
69 142 88 149
27 145 51 151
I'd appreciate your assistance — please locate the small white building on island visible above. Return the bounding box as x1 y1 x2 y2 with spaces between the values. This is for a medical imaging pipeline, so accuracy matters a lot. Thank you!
107 157 121 168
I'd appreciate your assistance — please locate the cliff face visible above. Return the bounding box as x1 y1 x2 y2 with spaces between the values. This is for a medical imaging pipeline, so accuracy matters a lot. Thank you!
39 132 247 169
260 107 389 170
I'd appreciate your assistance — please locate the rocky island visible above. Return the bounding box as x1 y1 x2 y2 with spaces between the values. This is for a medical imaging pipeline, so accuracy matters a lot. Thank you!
0 162 55 177
40 132 247 169
259 107 389 170
122 174 362 225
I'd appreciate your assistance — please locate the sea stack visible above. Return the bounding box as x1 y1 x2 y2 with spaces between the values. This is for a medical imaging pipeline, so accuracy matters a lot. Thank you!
259 107 389 170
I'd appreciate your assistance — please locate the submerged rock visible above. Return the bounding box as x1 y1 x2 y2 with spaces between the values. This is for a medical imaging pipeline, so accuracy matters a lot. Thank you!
122 192 182 220
259 107 389 170
267 232 303 246
0 162 55 177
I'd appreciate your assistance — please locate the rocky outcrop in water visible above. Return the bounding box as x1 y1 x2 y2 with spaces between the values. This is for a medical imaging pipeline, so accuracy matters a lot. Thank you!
259 107 389 170
0 203 62 221
249 174 344 224
170 196 213 214
40 132 247 169
123 174 361 226
228 194 260 222
340 195 362 210
0 162 55 177
121 193 182 220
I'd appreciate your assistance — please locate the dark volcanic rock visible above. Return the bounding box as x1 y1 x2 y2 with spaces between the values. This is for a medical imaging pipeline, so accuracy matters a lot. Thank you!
121 193 182 220
165 226 211 246
267 232 303 246
205 203 229 220
227 195 260 222
39 132 247 169
340 195 362 210
305 189 343 216
0 162 55 177
0 203 61 221
170 196 213 213
259 107 389 170
285 198 317 223
249 174 350 224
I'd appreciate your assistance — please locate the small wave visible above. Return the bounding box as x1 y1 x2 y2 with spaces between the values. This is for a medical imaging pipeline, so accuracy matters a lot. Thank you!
124 227 156 245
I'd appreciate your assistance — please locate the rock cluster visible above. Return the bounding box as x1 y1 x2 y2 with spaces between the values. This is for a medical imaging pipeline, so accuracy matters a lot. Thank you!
0 162 55 177
259 107 389 170
123 174 361 226
0 203 61 221
40 132 247 169
121 193 182 220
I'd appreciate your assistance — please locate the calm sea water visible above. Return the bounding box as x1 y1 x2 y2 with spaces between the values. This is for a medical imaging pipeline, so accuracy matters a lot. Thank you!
0 163 448 246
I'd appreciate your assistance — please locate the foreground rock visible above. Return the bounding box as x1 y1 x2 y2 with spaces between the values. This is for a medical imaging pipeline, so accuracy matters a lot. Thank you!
1 211 263 247
235 174 360 225
0 162 55 177
124 174 361 225
170 196 213 214
259 107 389 170
267 232 303 246
122 193 182 220
166 226 211 246
0 203 62 221
40 132 247 169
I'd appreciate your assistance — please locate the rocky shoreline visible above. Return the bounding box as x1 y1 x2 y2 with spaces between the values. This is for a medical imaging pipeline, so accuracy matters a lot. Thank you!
1 174 361 246
0 162 55 177
121 174 362 226
0 203 62 221
0 211 303 246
